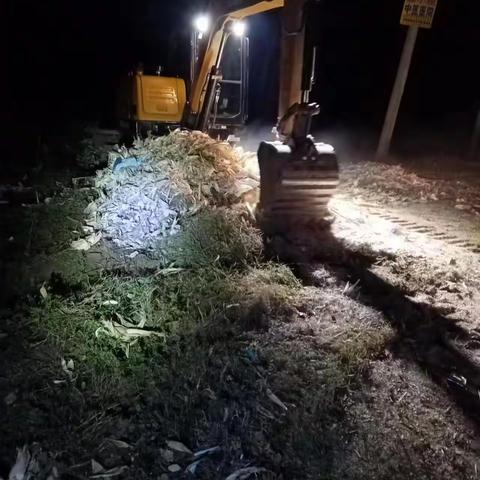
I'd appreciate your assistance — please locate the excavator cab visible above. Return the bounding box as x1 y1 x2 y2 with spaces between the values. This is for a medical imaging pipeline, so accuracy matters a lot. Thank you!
189 15 253 137
210 33 250 134
191 22 250 138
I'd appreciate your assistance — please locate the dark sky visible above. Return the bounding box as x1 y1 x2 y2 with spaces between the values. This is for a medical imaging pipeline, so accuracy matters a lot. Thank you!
309 0 480 134
4 0 201 122
2 0 480 155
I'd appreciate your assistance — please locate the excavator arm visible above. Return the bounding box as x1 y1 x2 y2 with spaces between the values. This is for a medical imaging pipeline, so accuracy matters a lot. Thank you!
216 0 285 20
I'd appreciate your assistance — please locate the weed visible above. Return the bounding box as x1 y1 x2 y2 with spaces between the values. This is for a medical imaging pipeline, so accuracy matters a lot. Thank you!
335 323 393 375
164 208 263 269
28 274 167 394
27 258 300 403
49 249 93 290
26 190 93 255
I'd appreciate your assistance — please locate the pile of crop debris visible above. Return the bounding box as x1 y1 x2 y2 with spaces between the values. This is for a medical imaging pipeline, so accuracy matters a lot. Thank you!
342 160 480 211
72 130 260 253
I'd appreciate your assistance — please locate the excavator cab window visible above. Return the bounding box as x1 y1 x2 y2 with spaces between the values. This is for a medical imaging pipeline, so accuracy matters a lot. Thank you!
213 34 249 125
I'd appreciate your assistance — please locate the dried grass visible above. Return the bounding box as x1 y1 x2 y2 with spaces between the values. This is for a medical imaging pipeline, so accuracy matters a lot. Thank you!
164 208 263 269
130 130 242 206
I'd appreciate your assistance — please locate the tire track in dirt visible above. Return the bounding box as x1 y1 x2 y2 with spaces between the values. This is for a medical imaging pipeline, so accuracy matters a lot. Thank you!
271 222 480 431
362 205 480 254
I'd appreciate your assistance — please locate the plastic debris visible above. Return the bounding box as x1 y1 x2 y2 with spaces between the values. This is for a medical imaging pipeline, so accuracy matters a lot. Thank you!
167 464 182 473
70 239 91 251
61 358 75 380
225 467 267 480
185 460 202 475
7 446 38 480
112 156 144 172
39 284 48 300
90 466 127 479
266 388 288 411
193 446 221 458
160 449 174 463
166 440 192 455
91 460 105 475
95 320 166 344
71 232 102 251
4 392 17 406
102 300 119 306
105 439 131 450
244 347 260 364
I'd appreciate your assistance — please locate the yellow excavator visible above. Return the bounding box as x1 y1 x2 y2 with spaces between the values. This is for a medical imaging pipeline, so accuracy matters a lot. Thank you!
120 0 339 233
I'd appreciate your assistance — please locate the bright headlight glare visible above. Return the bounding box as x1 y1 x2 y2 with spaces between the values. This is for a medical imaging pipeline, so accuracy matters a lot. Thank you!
194 15 210 33
232 21 246 36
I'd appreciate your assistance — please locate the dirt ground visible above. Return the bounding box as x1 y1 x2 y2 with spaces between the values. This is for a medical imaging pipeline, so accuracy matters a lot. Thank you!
2 153 480 479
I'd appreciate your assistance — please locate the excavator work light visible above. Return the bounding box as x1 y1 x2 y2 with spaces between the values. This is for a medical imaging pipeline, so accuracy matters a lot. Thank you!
232 20 246 36
194 15 210 34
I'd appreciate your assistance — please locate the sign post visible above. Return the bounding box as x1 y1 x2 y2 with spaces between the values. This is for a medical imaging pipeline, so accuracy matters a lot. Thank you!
468 108 480 163
376 0 438 159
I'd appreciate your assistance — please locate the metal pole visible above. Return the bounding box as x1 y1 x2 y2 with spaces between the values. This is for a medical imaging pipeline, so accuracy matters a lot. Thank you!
376 26 419 159
190 31 198 90
278 0 306 119
468 107 480 162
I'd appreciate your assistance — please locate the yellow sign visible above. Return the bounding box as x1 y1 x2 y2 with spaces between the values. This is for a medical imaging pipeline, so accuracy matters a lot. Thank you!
401 0 438 29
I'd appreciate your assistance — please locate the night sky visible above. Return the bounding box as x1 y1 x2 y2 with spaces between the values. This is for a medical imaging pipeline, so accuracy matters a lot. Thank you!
2 0 480 162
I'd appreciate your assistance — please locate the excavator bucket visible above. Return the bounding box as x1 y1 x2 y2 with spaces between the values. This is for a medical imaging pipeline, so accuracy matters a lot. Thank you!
257 138 339 235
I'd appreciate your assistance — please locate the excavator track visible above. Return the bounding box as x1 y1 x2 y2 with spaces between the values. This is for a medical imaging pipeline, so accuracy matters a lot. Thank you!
364 205 480 255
